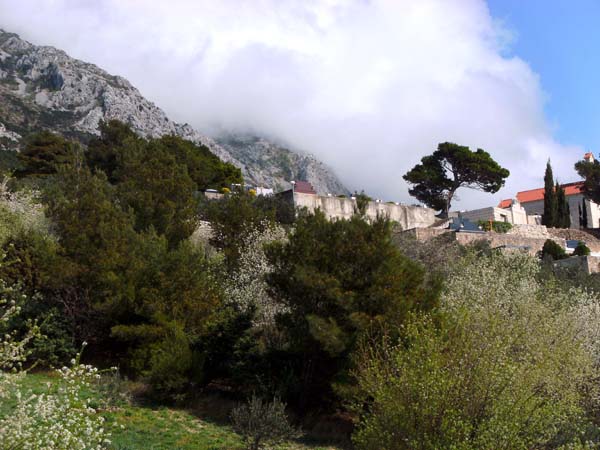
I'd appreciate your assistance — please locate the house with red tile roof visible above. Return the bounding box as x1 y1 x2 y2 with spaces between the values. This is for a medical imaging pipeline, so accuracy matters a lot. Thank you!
513 181 585 205
498 198 513 209
497 177 600 229
461 154 600 229
291 180 317 194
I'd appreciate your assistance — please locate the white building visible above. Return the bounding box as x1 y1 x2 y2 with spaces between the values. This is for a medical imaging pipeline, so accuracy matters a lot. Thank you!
254 186 274 196
496 153 600 229
458 200 537 226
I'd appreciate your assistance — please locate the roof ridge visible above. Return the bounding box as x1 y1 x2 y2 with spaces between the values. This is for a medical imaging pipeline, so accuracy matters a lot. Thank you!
516 181 584 203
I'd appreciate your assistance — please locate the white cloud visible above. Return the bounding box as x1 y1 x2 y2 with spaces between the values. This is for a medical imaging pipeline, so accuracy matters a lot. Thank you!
0 0 584 208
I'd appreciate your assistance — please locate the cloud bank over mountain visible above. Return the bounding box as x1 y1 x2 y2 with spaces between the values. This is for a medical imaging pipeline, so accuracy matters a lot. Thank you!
0 0 583 208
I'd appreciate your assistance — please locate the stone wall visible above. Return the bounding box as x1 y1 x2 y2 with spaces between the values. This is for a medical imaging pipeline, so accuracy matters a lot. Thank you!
554 255 600 274
546 227 600 252
404 226 565 256
455 232 564 255
506 224 551 239
403 227 451 241
291 192 437 230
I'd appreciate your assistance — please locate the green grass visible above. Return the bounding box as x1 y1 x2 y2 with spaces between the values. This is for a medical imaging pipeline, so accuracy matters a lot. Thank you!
105 406 243 450
4 372 342 450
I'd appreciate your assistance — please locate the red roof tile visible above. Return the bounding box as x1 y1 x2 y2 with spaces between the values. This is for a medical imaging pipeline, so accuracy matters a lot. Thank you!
293 180 316 194
498 199 513 208
516 181 584 204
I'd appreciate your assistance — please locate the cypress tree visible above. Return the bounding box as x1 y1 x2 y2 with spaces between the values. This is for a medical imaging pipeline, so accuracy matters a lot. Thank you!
542 161 557 227
556 183 571 228
582 198 588 229
556 183 563 227
563 190 571 228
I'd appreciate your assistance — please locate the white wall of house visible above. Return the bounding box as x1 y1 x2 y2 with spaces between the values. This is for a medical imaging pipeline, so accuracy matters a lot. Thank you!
521 195 600 229
459 202 529 225
584 197 600 228
255 187 274 196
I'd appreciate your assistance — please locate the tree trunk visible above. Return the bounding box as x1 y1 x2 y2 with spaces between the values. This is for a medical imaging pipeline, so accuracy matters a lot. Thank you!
441 188 456 218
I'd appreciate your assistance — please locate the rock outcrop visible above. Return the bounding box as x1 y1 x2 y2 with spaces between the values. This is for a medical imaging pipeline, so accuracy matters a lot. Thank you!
215 133 348 194
0 29 348 193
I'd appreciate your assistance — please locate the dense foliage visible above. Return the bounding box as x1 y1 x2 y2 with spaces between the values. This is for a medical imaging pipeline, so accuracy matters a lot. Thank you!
352 253 600 449
543 160 558 227
556 182 572 228
478 220 512 233
580 199 589 228
543 160 571 228
541 238 568 260
87 120 242 190
265 211 441 409
1 122 244 400
7 120 600 448
0 210 110 448
574 241 592 256
203 189 294 269
575 156 600 205
403 142 509 217
16 130 79 178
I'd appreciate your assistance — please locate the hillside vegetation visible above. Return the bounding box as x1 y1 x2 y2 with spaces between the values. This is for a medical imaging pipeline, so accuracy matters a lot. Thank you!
2 120 600 449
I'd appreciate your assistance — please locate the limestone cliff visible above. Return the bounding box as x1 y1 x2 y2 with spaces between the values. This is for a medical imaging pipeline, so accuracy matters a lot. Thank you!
0 29 347 194
215 133 348 195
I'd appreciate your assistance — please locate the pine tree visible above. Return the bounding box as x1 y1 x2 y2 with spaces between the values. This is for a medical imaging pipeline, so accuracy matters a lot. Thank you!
542 160 557 227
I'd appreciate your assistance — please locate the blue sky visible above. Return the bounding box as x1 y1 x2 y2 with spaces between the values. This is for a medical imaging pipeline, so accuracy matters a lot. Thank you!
488 0 600 156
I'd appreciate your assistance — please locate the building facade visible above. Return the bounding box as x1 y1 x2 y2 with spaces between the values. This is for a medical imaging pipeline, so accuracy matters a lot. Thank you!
495 154 600 229
511 182 600 229
458 200 534 226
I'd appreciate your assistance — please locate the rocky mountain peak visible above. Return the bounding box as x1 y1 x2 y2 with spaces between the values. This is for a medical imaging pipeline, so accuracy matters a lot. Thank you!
0 29 347 194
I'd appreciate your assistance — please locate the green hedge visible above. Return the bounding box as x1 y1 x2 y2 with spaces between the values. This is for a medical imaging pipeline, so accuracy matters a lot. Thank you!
478 220 513 233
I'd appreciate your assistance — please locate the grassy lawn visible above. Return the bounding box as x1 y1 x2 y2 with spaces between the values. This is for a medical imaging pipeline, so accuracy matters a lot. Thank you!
3 372 343 450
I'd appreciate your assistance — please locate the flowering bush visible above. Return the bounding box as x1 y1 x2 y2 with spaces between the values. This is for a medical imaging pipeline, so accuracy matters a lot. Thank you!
353 253 600 450
0 176 50 245
0 355 112 449
0 284 37 400
225 222 286 326
0 278 112 449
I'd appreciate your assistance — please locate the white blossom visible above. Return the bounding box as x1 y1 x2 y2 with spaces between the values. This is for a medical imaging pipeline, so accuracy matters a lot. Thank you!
0 176 51 243
225 222 287 326
0 276 112 449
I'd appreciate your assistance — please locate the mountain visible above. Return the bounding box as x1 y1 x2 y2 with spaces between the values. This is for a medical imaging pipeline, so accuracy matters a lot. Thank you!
0 29 347 194
215 133 348 194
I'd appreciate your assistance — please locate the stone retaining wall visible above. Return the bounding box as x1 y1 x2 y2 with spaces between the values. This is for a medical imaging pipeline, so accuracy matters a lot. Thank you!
554 255 600 274
455 232 564 255
292 192 437 230
546 228 600 252
506 224 551 239
404 227 565 256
